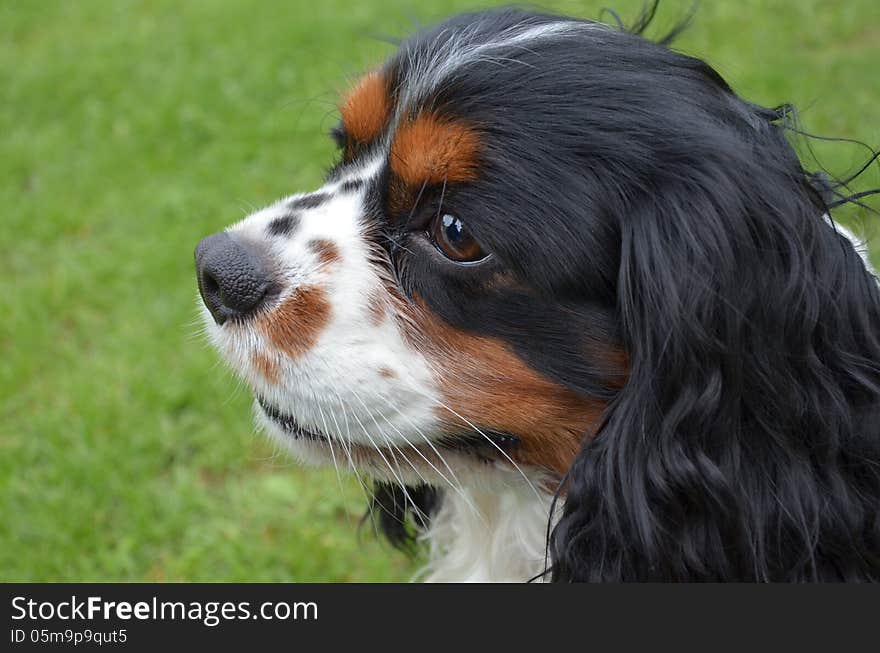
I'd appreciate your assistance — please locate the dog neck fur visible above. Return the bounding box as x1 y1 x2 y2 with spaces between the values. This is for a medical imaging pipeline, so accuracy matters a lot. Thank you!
418 480 557 583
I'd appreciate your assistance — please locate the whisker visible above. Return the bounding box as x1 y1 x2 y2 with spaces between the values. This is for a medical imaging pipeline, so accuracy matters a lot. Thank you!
401 380 541 500
350 392 429 486
346 389 423 521
348 393 418 485
317 402 350 512
379 229 417 256
326 387 381 540
435 176 448 222
369 392 485 522
407 178 431 224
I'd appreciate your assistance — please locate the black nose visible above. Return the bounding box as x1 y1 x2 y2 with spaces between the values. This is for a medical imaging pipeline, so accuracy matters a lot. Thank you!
195 233 270 325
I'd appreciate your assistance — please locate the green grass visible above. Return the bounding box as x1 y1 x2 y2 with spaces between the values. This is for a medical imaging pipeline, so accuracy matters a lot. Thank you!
1 0 878 582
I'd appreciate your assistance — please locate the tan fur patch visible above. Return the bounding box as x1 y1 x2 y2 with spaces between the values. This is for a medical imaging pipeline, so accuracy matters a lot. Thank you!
252 352 280 384
259 286 331 360
390 113 480 188
378 367 396 379
340 71 391 146
308 238 341 267
399 300 617 477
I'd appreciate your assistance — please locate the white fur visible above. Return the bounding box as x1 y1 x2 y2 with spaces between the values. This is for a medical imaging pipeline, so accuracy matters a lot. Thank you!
419 480 558 583
397 21 604 116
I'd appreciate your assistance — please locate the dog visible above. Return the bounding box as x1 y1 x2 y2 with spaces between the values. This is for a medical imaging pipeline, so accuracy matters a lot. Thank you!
195 5 880 581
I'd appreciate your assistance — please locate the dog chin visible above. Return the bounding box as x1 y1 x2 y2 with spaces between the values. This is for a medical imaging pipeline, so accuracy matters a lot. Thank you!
251 394 537 489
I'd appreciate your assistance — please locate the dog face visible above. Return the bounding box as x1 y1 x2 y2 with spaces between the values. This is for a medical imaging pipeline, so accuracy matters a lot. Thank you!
196 10 632 484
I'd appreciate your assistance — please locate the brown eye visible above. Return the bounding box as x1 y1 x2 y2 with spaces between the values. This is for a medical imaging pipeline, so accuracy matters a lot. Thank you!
430 213 487 262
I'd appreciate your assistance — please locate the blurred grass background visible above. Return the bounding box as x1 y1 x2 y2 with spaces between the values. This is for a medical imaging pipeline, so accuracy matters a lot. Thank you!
1 0 878 581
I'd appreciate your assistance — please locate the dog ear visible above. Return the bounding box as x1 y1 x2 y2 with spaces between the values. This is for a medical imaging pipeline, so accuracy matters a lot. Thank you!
549 151 880 581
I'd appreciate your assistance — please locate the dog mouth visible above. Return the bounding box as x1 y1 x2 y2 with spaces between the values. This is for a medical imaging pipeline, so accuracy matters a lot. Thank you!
257 397 329 442
257 396 520 463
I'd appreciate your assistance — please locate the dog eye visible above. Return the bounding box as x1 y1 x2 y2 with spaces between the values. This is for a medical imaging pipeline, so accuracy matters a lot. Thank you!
430 213 487 262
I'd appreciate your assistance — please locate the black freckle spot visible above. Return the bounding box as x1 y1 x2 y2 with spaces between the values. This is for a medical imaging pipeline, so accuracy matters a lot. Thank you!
288 192 330 210
339 178 365 193
267 214 299 237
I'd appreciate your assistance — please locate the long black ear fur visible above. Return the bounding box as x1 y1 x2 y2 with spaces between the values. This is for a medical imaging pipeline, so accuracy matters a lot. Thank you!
550 96 880 579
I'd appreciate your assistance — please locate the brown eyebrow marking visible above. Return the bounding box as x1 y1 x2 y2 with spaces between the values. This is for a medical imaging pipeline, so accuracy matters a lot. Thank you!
340 70 391 145
389 112 480 188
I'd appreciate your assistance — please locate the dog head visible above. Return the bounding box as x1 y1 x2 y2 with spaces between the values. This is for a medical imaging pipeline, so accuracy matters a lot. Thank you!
195 9 634 483
196 7 880 580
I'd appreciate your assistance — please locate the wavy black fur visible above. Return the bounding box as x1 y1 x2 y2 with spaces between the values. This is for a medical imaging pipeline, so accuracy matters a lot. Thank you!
545 7 880 582
366 3 880 580
367 482 439 554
